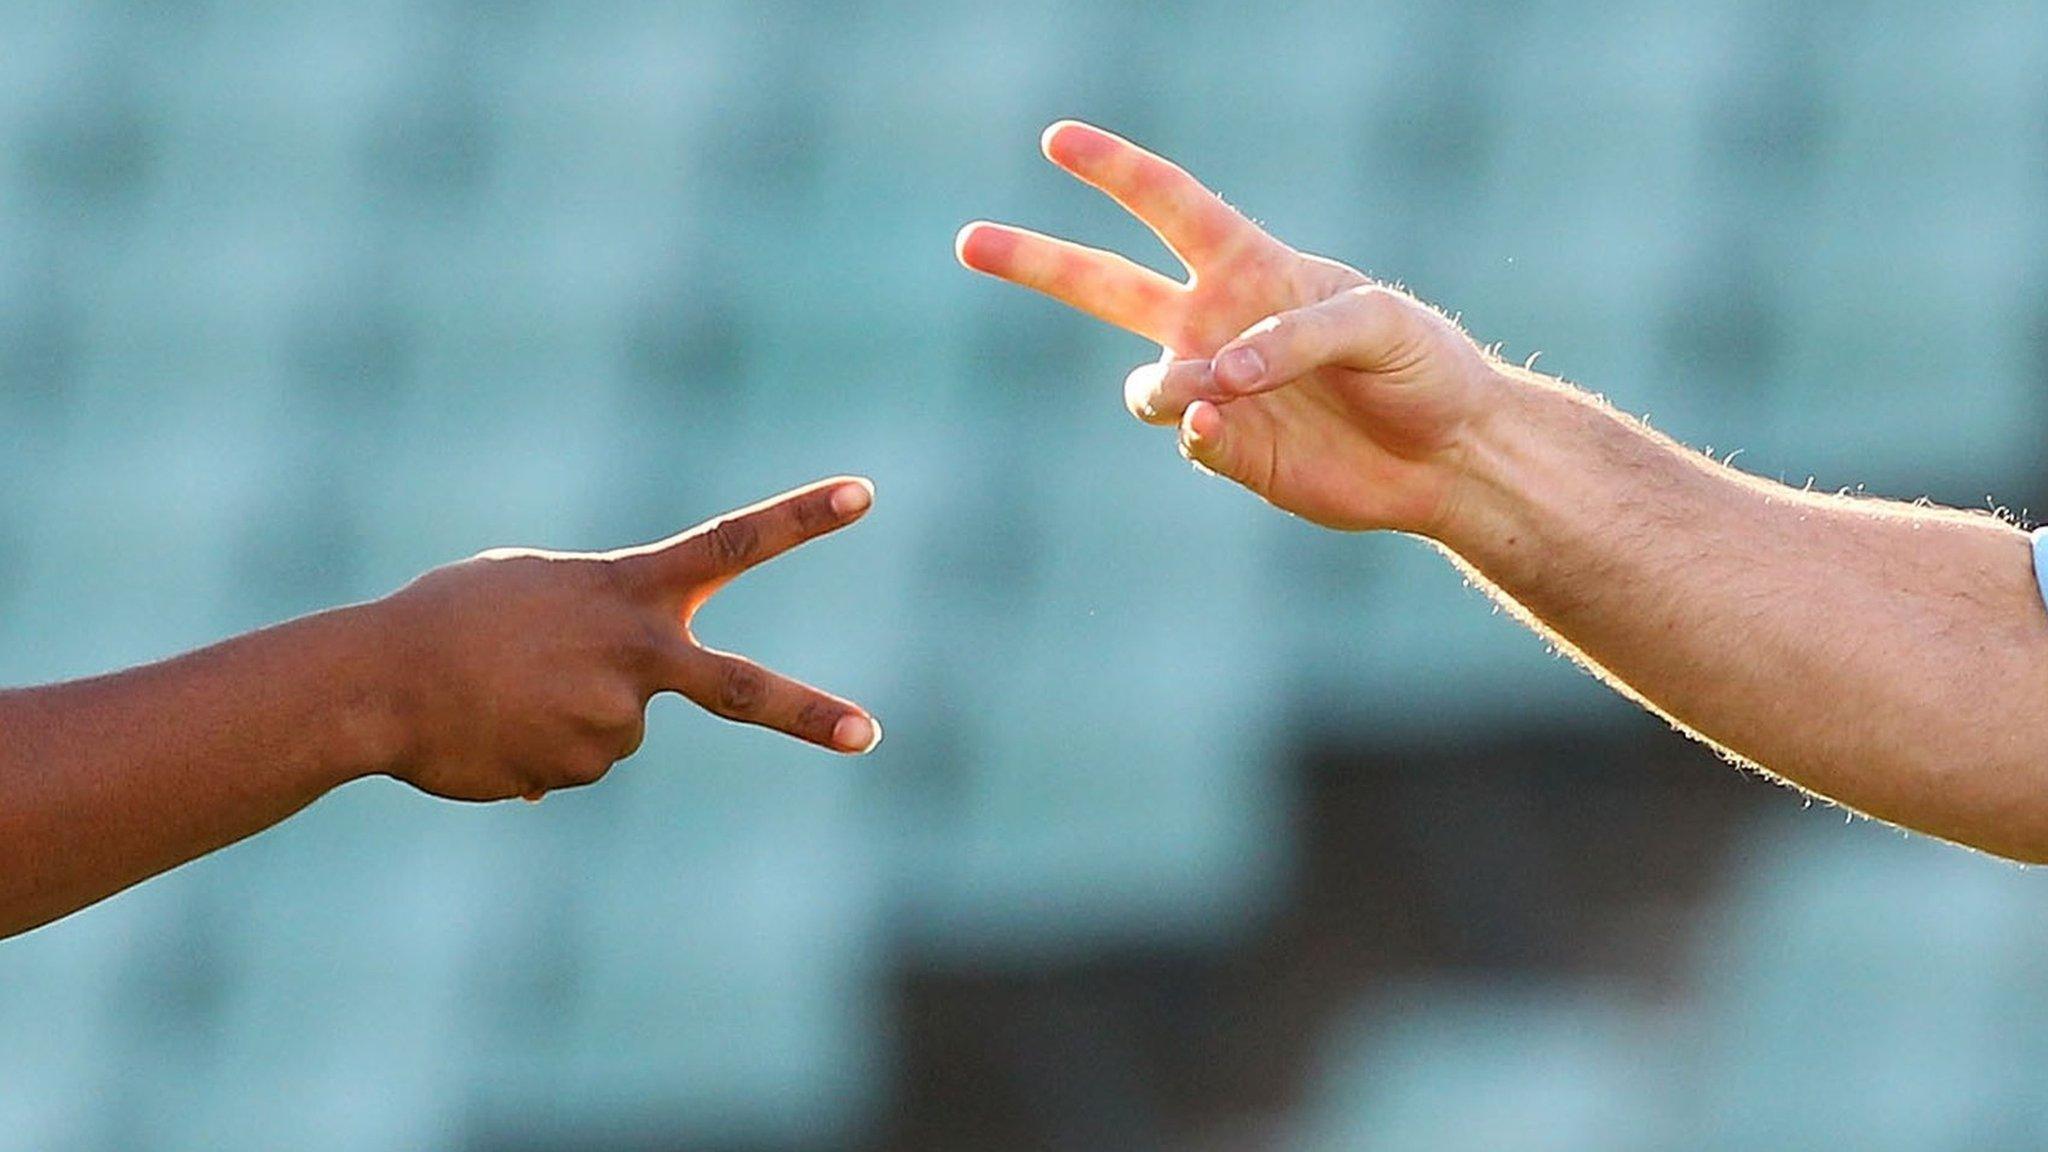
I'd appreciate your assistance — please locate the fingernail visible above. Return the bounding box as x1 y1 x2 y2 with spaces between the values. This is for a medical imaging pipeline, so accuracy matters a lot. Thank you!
522 788 546 803
833 714 881 754
1215 347 1264 390
831 481 873 518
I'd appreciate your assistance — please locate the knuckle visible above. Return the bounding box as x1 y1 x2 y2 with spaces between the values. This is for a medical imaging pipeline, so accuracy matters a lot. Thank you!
703 516 759 569
794 699 838 743
596 687 645 733
791 491 836 534
566 751 614 787
1122 366 1160 420
616 717 648 760
1346 284 1404 327
1249 311 1291 341
543 737 618 787
716 662 768 718
1230 317 1293 372
1350 285 1430 357
598 553 646 602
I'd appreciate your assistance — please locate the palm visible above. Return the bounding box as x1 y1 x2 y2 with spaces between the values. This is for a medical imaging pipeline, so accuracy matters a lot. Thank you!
959 121 1482 532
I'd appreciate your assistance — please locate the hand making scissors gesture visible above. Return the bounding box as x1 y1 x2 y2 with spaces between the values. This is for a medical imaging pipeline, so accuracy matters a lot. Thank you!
958 121 1500 537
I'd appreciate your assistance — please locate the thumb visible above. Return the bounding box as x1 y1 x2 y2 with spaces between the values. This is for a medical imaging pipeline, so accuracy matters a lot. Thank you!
1210 285 1416 396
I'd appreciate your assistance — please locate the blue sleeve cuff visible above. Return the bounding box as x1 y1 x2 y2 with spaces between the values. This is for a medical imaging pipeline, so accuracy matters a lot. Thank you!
2033 528 2048 617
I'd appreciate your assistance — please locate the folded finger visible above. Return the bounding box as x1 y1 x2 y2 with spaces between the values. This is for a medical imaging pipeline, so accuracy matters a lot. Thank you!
1123 358 1231 425
1179 400 1249 486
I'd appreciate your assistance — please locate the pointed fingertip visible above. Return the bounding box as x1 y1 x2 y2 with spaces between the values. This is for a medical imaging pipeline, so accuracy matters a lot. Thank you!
829 478 874 519
1040 119 1083 158
954 221 1009 272
953 221 987 265
1041 119 1109 167
833 714 882 754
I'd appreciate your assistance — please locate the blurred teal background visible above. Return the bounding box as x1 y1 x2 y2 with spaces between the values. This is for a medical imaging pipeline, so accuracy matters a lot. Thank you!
4 1 2048 1149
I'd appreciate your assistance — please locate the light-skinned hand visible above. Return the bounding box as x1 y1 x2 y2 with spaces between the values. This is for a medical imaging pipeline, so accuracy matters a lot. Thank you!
958 121 1503 536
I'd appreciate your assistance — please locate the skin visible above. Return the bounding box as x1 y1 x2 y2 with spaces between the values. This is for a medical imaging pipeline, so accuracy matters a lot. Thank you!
960 120 2048 863
0 477 881 938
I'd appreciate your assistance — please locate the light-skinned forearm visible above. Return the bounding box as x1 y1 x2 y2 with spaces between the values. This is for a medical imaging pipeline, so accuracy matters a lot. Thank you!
955 121 2048 860
0 605 401 937
1442 367 2048 861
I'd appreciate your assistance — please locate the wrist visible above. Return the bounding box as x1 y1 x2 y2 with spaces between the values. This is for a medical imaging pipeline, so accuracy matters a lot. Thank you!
1427 363 1571 559
308 598 421 785
1432 362 1737 587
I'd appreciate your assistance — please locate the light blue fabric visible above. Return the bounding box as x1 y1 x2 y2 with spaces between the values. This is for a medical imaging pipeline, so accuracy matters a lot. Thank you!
2034 528 2048 617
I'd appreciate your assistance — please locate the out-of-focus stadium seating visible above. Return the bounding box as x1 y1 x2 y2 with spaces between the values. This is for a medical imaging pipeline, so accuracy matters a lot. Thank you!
1284 816 2048 1151
1288 982 1672 1152
4 2 2048 1148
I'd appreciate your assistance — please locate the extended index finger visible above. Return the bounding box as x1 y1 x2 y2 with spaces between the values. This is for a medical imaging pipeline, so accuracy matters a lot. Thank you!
1039 120 1274 271
621 476 874 594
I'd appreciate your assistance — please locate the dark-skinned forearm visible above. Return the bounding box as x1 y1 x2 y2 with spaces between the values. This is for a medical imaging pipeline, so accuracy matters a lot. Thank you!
0 604 403 937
